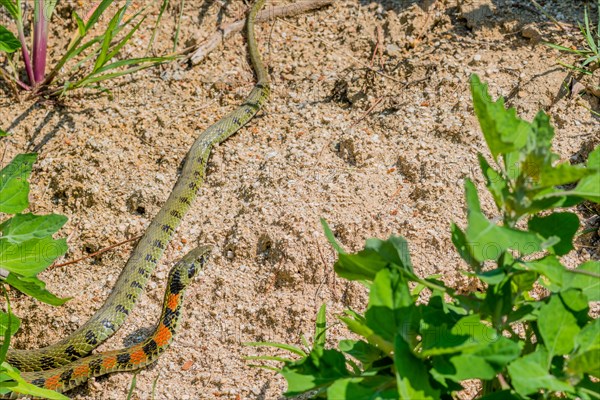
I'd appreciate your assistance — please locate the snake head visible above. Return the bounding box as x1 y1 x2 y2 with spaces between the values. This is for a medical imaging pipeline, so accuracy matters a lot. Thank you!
177 245 211 282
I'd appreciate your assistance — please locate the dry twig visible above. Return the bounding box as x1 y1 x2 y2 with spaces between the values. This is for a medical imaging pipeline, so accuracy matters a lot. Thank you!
186 0 334 65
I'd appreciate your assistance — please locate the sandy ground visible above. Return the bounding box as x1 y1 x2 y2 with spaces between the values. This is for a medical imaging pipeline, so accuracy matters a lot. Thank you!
1 0 599 399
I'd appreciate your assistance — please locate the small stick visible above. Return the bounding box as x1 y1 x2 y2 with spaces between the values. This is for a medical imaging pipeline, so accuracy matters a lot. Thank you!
187 0 334 65
370 25 384 69
50 235 142 270
349 96 383 128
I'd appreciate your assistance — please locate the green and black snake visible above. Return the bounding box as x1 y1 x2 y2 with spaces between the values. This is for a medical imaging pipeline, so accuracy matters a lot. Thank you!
3 0 269 396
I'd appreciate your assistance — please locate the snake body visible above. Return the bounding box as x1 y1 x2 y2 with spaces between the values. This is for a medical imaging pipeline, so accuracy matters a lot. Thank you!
7 247 210 398
3 0 268 395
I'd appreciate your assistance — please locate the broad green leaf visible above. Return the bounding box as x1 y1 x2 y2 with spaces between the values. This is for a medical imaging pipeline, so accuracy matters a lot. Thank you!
507 347 574 396
478 391 523 400
320 218 345 254
338 340 385 365
574 319 600 353
0 129 8 137
365 268 416 345
0 237 67 277
538 295 580 358
517 256 566 290
587 146 600 169
314 304 326 351
364 236 413 273
0 311 19 337
433 353 496 381
568 170 600 203
528 212 579 256
538 163 590 187
394 336 439 400
0 25 19 53
470 74 531 158
478 154 508 210
563 261 600 301
0 363 69 399
568 350 600 378
0 154 37 214
327 376 398 400
450 223 481 270
463 180 544 261
0 213 67 244
421 315 498 356
4 274 69 306
280 348 350 396
338 314 393 355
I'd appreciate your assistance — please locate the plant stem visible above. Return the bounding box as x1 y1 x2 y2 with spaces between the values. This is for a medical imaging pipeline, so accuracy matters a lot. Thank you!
32 0 49 84
16 22 34 86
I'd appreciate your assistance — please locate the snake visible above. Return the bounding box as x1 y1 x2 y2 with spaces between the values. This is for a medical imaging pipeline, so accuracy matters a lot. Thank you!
3 0 269 396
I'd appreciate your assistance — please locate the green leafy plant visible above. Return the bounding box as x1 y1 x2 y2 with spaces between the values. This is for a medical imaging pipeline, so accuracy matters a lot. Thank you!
247 74 600 399
545 0 600 75
0 0 174 96
0 153 70 399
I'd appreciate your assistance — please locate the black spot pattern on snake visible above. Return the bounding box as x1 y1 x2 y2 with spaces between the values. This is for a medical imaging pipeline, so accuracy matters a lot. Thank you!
89 358 102 374
153 239 164 249
163 308 177 329
142 339 158 356
59 368 73 384
40 356 57 369
170 210 182 218
85 331 98 346
179 196 191 205
117 353 131 364
65 344 82 359
115 304 129 315
162 224 174 233
31 378 46 387
169 271 184 295
145 254 157 263
130 281 143 289
101 319 116 331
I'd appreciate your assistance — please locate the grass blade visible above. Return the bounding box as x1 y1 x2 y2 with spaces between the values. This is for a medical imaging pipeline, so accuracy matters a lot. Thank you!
94 5 127 72
244 342 307 357
105 16 147 62
147 0 168 54
243 355 295 363
172 0 184 52
314 304 327 350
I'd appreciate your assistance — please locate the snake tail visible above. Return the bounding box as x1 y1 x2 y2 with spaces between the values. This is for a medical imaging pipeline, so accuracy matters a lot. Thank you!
2 247 210 399
6 0 269 372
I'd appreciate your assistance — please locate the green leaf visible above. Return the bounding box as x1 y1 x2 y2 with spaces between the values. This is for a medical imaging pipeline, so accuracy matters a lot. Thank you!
0 237 67 277
568 170 600 203
528 212 579 256
327 376 399 399
4 274 69 306
338 340 385 366
470 74 531 158
0 311 19 337
574 319 600 353
478 154 508 210
538 295 580 358
365 268 416 345
320 218 345 254
0 25 20 53
0 0 19 20
563 261 600 301
538 163 590 187
394 336 439 399
281 348 350 396
568 350 600 378
0 363 69 399
463 180 544 261
244 342 306 357
517 256 566 290
93 5 127 72
422 315 499 356
0 213 67 244
0 154 37 214
451 223 481 270
314 304 326 351
71 10 86 36
0 129 8 137
507 347 574 396
84 0 115 30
